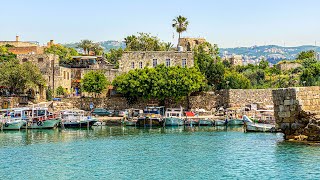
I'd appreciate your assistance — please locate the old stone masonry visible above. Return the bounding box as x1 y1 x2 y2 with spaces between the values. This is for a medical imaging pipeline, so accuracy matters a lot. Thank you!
273 87 320 141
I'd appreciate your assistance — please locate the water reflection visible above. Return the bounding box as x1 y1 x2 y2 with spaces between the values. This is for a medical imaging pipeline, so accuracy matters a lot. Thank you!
0 125 247 147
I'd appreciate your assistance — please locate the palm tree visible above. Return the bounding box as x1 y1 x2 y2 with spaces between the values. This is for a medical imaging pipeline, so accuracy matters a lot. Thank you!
77 40 93 55
90 43 104 55
164 42 174 51
172 15 189 47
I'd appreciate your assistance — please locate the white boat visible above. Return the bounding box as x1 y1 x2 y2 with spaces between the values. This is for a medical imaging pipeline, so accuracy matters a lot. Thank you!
163 107 184 126
243 115 276 132
60 109 97 128
0 108 27 130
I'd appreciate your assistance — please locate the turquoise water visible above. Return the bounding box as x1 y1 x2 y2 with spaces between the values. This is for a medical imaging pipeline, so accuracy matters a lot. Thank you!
0 126 320 180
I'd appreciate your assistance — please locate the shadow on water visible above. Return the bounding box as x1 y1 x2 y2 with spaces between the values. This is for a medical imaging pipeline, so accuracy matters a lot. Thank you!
0 125 250 147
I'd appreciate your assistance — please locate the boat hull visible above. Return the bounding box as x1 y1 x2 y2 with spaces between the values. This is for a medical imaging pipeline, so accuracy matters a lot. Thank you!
214 120 226 126
164 117 184 126
62 120 97 128
2 120 26 130
124 120 137 126
227 119 244 125
198 119 213 126
24 119 61 129
185 120 198 126
246 123 276 132
136 118 162 127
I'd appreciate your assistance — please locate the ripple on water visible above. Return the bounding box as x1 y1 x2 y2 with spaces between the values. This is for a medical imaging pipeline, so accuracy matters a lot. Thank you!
0 126 319 179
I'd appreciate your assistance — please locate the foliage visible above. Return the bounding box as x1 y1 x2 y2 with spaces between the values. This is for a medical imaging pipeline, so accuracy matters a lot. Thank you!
44 44 78 64
0 60 45 94
223 71 251 89
124 33 166 51
90 43 104 56
300 62 320 86
77 40 93 55
105 48 123 68
297 50 316 60
81 71 109 96
113 65 206 101
172 15 189 46
46 88 53 101
56 86 66 96
0 46 17 62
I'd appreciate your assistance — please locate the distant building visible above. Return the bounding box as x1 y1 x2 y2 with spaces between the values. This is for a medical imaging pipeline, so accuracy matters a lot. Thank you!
118 51 194 73
222 55 243 66
0 36 46 55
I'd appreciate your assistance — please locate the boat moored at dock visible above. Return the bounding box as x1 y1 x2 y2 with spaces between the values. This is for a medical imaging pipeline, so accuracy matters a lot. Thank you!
163 107 184 126
60 109 97 128
136 106 164 127
243 115 277 132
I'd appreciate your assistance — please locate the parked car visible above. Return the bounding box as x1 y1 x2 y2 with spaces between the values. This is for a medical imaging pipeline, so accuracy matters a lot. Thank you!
92 108 113 116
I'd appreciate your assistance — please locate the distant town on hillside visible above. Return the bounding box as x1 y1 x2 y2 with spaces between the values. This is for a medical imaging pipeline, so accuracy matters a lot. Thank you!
65 41 320 65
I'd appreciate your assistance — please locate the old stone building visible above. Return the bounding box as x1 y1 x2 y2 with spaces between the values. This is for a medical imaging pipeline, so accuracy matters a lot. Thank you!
276 62 302 71
178 38 207 51
16 54 72 97
0 36 45 55
222 55 243 66
118 51 194 73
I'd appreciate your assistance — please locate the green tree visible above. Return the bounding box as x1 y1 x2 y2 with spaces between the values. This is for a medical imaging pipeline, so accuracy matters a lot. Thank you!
44 44 78 65
56 86 66 96
300 62 320 86
297 50 316 60
164 42 174 51
223 71 251 89
124 33 164 51
90 43 104 55
81 71 109 97
172 15 189 47
113 65 205 102
77 40 93 55
0 46 17 62
105 48 123 68
0 60 45 94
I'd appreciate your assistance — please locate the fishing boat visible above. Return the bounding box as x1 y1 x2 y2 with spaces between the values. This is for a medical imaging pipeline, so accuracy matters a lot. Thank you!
136 106 164 127
243 115 277 132
60 109 97 128
0 108 27 130
227 119 244 125
225 108 244 126
163 107 184 126
214 119 226 126
23 107 61 129
198 119 213 126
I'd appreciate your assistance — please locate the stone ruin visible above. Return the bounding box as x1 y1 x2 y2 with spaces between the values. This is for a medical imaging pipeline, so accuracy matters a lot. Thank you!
273 87 320 141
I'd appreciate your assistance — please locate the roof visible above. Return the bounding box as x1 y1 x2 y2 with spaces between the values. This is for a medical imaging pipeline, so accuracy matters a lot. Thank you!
72 56 98 60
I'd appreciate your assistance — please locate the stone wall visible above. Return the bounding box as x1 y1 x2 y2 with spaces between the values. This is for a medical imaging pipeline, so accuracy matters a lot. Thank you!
16 54 71 94
276 62 302 71
0 41 38 47
224 89 273 108
8 46 44 55
118 51 194 73
178 38 206 51
62 89 273 112
273 86 320 141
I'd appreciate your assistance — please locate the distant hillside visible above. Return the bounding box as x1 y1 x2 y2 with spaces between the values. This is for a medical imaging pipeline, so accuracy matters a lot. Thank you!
220 45 320 64
64 40 126 52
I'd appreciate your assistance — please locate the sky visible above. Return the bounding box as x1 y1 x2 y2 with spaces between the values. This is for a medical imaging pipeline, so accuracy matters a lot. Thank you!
0 0 319 48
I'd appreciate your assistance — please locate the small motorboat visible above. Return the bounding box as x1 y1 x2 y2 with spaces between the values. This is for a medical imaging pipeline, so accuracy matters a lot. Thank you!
243 115 277 132
214 120 226 126
198 119 213 126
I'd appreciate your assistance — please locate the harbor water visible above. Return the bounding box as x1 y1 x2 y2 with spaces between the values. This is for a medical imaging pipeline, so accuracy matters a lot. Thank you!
0 126 320 179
